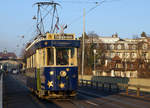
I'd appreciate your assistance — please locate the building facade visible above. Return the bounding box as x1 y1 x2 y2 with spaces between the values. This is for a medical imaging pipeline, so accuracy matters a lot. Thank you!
0 49 17 60
85 34 150 78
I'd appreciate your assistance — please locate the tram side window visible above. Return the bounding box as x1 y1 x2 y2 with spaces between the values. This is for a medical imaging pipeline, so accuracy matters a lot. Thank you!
27 58 30 68
71 48 75 65
47 48 54 65
56 48 69 65
43 50 45 66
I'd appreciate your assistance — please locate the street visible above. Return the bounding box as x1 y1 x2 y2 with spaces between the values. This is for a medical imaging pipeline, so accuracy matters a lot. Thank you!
2 74 150 108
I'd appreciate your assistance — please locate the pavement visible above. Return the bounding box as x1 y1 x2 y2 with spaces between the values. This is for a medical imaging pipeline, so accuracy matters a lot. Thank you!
0 74 3 108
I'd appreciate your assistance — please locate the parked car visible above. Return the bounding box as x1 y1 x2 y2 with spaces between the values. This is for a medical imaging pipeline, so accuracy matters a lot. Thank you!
12 69 18 74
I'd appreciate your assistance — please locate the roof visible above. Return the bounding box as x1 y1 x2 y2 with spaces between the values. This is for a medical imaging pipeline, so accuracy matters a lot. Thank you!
112 56 121 61
0 52 17 59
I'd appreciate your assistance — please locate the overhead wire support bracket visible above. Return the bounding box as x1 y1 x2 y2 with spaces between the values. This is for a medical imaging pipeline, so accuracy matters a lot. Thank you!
34 2 60 6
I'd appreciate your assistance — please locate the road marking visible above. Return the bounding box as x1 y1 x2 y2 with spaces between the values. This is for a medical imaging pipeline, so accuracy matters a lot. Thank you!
86 100 98 106
78 90 143 108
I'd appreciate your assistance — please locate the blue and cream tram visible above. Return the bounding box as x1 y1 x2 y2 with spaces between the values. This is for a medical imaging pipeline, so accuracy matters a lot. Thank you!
25 33 80 99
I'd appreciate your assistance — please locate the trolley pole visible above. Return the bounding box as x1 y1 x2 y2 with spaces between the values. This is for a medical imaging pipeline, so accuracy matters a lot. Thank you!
81 8 85 80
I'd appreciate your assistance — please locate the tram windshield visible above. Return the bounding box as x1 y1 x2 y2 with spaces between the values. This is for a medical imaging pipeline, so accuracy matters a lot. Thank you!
47 47 76 66
56 48 69 65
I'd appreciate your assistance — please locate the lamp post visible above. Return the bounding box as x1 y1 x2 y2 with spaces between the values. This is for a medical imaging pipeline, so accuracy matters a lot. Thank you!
93 49 96 76
81 8 85 80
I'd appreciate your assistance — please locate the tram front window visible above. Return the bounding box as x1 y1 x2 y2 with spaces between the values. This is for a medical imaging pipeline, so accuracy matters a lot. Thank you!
56 48 69 65
47 48 54 65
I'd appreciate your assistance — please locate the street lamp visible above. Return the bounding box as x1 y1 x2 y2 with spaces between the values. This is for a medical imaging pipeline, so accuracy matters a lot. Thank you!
93 49 96 76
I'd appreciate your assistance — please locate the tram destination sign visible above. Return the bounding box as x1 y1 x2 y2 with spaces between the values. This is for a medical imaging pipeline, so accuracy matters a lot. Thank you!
54 35 74 40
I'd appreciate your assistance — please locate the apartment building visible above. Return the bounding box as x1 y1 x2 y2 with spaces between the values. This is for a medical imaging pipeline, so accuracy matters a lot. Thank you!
85 34 150 78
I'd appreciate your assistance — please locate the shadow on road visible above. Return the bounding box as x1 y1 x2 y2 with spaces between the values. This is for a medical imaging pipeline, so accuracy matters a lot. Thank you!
3 74 61 108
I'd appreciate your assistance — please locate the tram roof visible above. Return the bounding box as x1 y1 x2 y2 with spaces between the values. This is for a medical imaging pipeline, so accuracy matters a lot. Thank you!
25 40 80 57
25 33 80 56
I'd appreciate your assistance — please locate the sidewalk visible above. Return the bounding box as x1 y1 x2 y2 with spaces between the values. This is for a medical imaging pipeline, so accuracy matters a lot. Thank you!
0 74 3 108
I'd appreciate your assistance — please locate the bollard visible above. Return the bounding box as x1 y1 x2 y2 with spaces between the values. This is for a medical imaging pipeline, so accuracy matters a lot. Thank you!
109 83 112 92
78 80 80 86
116 84 120 93
91 81 93 87
86 80 88 87
102 83 104 91
137 87 140 97
82 80 83 86
126 86 128 95
96 81 98 89
88 80 89 86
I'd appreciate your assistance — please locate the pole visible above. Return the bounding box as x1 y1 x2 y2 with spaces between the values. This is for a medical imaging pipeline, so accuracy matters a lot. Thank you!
81 8 85 80
94 51 95 72
93 49 96 76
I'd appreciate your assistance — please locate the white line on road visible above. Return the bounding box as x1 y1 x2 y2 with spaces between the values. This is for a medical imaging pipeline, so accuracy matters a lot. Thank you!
78 90 144 108
85 100 98 106
79 92 122 108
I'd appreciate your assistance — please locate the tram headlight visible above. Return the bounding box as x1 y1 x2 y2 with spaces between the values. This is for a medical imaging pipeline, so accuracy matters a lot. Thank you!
60 71 67 77
50 71 54 75
59 83 65 88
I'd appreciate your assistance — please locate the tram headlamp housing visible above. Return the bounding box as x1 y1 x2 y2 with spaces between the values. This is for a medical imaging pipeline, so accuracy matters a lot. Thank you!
60 71 67 77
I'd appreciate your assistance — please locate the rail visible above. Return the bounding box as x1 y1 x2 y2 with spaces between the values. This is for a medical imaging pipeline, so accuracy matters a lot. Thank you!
79 79 150 97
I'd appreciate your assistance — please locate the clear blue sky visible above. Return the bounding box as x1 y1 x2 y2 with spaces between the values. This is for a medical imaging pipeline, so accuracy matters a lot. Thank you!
0 0 150 56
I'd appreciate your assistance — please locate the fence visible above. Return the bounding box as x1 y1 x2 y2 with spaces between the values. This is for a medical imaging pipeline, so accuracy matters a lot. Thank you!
79 79 150 97
79 75 150 92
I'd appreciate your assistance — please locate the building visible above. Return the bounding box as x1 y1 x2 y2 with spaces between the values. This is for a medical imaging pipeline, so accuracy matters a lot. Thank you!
85 34 150 78
0 50 17 60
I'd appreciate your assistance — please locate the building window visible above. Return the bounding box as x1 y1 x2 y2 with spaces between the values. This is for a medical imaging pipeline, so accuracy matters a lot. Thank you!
117 44 122 50
131 64 134 69
142 52 147 59
142 44 147 50
111 53 115 58
124 43 129 50
110 44 114 50
125 53 130 58
131 53 137 58
117 52 120 56
132 45 136 50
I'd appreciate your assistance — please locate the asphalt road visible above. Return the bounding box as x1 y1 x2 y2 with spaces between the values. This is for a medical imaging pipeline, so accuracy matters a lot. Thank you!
3 74 150 108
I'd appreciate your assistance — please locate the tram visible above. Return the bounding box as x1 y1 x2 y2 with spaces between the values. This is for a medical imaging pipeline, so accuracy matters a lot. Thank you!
25 33 80 99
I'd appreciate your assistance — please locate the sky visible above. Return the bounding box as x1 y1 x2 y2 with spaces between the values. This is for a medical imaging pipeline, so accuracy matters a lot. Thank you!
0 0 150 56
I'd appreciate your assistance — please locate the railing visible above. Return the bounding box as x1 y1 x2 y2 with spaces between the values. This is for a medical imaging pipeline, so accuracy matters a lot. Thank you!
79 79 150 97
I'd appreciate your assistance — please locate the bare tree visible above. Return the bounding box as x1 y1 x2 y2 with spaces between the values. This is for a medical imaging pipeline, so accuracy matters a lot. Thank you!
78 31 106 75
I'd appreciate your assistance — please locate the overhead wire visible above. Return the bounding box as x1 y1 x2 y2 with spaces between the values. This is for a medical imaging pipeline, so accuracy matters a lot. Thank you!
67 0 107 27
66 0 120 27
25 0 120 41
57 0 100 4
